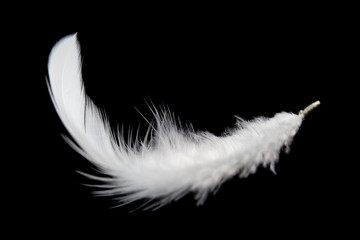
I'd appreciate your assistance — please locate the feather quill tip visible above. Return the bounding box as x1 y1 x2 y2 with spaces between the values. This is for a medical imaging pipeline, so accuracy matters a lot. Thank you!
298 101 320 119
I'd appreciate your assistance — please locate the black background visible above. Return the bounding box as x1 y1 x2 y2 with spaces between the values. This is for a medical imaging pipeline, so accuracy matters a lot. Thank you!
8 4 354 237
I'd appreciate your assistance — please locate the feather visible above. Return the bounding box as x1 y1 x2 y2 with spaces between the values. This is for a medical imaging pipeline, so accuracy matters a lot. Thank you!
47 34 320 209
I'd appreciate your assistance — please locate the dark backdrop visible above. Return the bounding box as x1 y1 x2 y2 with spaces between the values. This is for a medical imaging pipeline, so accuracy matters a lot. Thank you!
9 6 352 237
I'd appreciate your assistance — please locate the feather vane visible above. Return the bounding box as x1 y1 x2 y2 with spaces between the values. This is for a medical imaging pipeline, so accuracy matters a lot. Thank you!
47 34 319 209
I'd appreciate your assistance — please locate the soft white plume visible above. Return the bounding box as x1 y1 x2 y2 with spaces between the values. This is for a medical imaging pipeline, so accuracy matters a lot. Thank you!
47 34 319 209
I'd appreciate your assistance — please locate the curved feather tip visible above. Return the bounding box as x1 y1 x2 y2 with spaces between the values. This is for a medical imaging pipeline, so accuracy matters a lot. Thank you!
47 34 319 209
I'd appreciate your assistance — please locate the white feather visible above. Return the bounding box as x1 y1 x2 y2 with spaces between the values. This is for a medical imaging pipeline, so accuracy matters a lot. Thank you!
47 34 318 209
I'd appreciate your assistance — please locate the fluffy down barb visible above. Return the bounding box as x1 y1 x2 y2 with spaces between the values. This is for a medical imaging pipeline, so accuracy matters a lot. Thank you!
47 34 318 209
